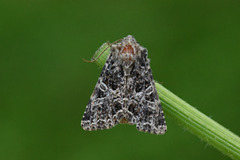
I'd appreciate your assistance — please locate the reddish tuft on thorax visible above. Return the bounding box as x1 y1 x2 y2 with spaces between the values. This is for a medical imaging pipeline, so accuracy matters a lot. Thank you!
122 45 134 55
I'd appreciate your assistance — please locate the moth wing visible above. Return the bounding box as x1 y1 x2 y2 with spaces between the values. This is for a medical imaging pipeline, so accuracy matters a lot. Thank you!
126 49 167 135
81 52 125 131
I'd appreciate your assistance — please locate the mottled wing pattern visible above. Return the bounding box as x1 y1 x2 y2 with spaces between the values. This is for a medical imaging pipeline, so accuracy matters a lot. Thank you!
126 48 167 134
82 35 166 135
81 52 125 131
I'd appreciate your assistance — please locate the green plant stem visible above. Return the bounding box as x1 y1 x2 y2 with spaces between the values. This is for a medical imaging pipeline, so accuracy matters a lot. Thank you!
155 83 240 160
92 42 240 159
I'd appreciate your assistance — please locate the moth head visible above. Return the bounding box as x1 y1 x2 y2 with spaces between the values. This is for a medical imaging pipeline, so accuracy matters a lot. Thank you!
118 35 140 61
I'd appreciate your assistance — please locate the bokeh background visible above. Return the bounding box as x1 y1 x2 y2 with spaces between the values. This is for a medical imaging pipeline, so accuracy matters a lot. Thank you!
1 0 240 160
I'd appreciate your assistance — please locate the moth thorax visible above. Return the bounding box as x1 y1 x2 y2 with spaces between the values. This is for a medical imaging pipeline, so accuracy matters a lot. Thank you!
119 45 135 61
122 61 133 76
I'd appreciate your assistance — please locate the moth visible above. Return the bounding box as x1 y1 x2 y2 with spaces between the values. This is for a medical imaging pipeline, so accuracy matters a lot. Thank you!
81 35 167 135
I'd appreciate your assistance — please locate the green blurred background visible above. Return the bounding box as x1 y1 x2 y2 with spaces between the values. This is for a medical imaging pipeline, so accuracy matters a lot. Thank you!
1 0 240 160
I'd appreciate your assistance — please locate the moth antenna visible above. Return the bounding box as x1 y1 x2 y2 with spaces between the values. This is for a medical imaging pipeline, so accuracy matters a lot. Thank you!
82 39 122 63
82 58 95 63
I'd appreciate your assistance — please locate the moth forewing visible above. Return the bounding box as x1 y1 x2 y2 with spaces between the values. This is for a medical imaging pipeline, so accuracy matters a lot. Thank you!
81 35 167 135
